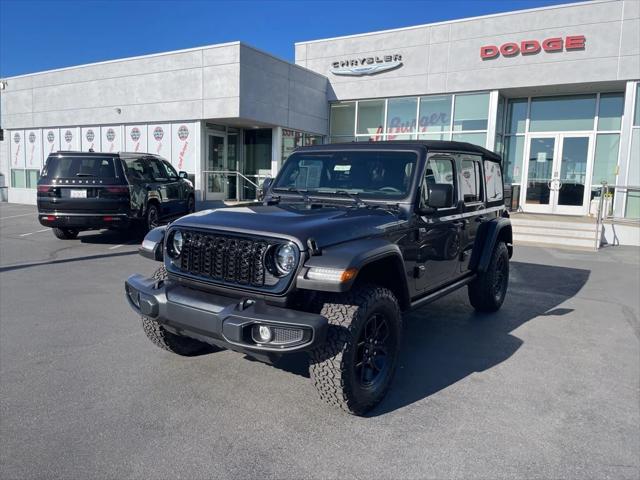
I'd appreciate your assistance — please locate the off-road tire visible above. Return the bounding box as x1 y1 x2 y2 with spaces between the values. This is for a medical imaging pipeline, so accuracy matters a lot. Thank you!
141 266 218 356
52 227 79 240
468 241 509 312
309 284 402 415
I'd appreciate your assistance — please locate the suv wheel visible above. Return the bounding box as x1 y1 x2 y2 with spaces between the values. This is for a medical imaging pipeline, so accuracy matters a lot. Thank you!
468 241 509 312
310 284 402 415
141 266 220 356
145 204 159 232
52 227 79 240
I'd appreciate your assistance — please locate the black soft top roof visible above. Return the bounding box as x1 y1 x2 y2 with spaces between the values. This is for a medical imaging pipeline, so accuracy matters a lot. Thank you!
296 140 501 162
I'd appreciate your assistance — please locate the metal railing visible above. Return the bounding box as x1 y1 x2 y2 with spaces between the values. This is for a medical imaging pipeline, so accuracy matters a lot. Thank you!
594 182 640 247
201 170 270 202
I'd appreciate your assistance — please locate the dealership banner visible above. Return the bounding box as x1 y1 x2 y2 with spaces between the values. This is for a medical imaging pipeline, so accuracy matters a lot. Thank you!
10 130 26 169
101 125 122 153
148 123 171 157
125 125 148 153
25 129 43 169
42 128 60 163
81 126 101 152
61 127 80 151
171 122 196 173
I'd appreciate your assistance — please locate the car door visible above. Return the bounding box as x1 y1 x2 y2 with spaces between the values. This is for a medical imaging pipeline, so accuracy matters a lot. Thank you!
146 157 180 218
162 160 188 214
415 154 464 292
457 154 486 272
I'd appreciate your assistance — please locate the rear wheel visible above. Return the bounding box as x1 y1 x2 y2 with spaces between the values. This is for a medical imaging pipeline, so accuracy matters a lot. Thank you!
309 284 402 415
468 241 509 312
52 227 79 240
141 266 219 356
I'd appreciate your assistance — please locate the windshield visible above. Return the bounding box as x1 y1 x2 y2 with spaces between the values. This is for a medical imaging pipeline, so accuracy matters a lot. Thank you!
273 150 417 200
42 155 117 178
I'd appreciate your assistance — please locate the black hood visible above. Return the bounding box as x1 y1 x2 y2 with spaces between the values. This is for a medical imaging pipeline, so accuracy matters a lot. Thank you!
172 203 408 250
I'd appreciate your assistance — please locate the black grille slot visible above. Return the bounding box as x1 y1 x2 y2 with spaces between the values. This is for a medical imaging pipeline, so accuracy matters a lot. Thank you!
177 230 270 288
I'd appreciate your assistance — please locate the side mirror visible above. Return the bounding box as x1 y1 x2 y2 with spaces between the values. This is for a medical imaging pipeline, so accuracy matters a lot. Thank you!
259 176 273 201
178 171 188 179
427 184 454 209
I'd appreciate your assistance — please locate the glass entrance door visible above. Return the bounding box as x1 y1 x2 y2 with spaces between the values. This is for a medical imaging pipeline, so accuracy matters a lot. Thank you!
522 133 593 215
206 133 227 201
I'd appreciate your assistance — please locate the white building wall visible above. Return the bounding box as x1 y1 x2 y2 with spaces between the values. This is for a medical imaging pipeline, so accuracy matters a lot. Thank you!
296 0 639 100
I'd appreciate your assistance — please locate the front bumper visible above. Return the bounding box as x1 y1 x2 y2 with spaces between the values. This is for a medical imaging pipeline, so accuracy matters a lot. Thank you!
124 274 327 354
39 213 131 229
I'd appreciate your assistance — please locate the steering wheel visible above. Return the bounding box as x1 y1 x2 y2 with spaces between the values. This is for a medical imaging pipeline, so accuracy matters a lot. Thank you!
379 186 401 193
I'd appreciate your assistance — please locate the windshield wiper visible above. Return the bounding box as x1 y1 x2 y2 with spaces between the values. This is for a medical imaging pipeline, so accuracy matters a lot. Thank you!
333 190 367 208
273 187 311 203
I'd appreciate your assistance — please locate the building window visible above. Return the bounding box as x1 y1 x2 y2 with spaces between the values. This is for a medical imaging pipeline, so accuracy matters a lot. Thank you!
282 129 324 162
419 95 451 133
597 93 624 131
506 98 527 134
328 91 489 148
529 94 597 132
626 128 640 218
329 101 356 141
386 97 417 140
356 100 385 138
453 93 489 131
635 83 640 127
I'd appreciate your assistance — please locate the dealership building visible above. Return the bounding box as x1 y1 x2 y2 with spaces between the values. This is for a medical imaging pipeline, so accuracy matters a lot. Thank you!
1 0 639 225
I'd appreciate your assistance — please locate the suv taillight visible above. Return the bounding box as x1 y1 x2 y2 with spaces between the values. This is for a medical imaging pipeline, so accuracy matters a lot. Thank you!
37 185 50 193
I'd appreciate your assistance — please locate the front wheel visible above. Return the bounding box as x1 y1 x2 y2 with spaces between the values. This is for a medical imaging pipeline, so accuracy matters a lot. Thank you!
468 241 509 312
309 284 402 415
187 196 195 214
52 227 79 240
141 266 220 356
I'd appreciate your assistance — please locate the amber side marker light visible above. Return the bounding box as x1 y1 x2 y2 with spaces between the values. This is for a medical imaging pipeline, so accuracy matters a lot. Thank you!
306 267 358 283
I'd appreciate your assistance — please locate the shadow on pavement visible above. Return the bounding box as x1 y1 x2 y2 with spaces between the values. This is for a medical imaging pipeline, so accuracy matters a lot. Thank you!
0 250 139 273
78 228 145 245
369 261 590 416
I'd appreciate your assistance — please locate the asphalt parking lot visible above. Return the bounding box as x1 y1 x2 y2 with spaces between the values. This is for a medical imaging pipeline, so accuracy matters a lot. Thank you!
1 202 638 480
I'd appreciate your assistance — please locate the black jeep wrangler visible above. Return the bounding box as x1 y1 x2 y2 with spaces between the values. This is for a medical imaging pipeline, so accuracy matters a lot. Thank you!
37 151 195 239
125 141 512 415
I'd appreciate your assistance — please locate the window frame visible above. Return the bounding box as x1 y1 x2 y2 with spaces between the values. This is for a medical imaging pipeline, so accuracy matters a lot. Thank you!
458 154 485 205
420 154 458 211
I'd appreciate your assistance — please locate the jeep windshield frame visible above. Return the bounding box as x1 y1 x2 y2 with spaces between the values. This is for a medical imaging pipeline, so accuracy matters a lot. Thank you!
272 149 419 202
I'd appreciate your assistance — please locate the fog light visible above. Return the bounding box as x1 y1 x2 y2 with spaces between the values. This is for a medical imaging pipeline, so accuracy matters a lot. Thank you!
253 324 273 343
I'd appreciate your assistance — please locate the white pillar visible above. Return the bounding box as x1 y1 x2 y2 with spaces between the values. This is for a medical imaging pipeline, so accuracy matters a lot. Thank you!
271 126 282 176
486 90 500 152
613 81 637 218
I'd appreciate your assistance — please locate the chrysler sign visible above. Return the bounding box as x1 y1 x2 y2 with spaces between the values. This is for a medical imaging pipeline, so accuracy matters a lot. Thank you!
481 35 585 59
331 54 403 76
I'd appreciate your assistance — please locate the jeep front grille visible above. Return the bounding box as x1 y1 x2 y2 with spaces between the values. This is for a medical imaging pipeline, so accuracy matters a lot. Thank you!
178 231 270 287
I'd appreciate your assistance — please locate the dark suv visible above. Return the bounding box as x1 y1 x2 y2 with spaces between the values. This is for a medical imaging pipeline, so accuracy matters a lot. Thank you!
37 151 195 239
125 141 512 415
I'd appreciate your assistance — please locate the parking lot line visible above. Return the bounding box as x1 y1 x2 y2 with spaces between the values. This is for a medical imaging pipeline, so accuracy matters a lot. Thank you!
0 213 34 220
18 229 50 237
108 241 137 250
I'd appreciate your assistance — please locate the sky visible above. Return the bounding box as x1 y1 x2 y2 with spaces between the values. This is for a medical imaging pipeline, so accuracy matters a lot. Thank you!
0 0 580 78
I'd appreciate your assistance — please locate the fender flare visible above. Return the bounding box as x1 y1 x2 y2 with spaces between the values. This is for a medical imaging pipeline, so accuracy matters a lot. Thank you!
296 238 409 298
468 218 513 273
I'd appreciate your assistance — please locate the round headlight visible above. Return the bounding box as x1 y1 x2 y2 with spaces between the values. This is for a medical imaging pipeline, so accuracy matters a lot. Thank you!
274 243 296 275
169 230 183 258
